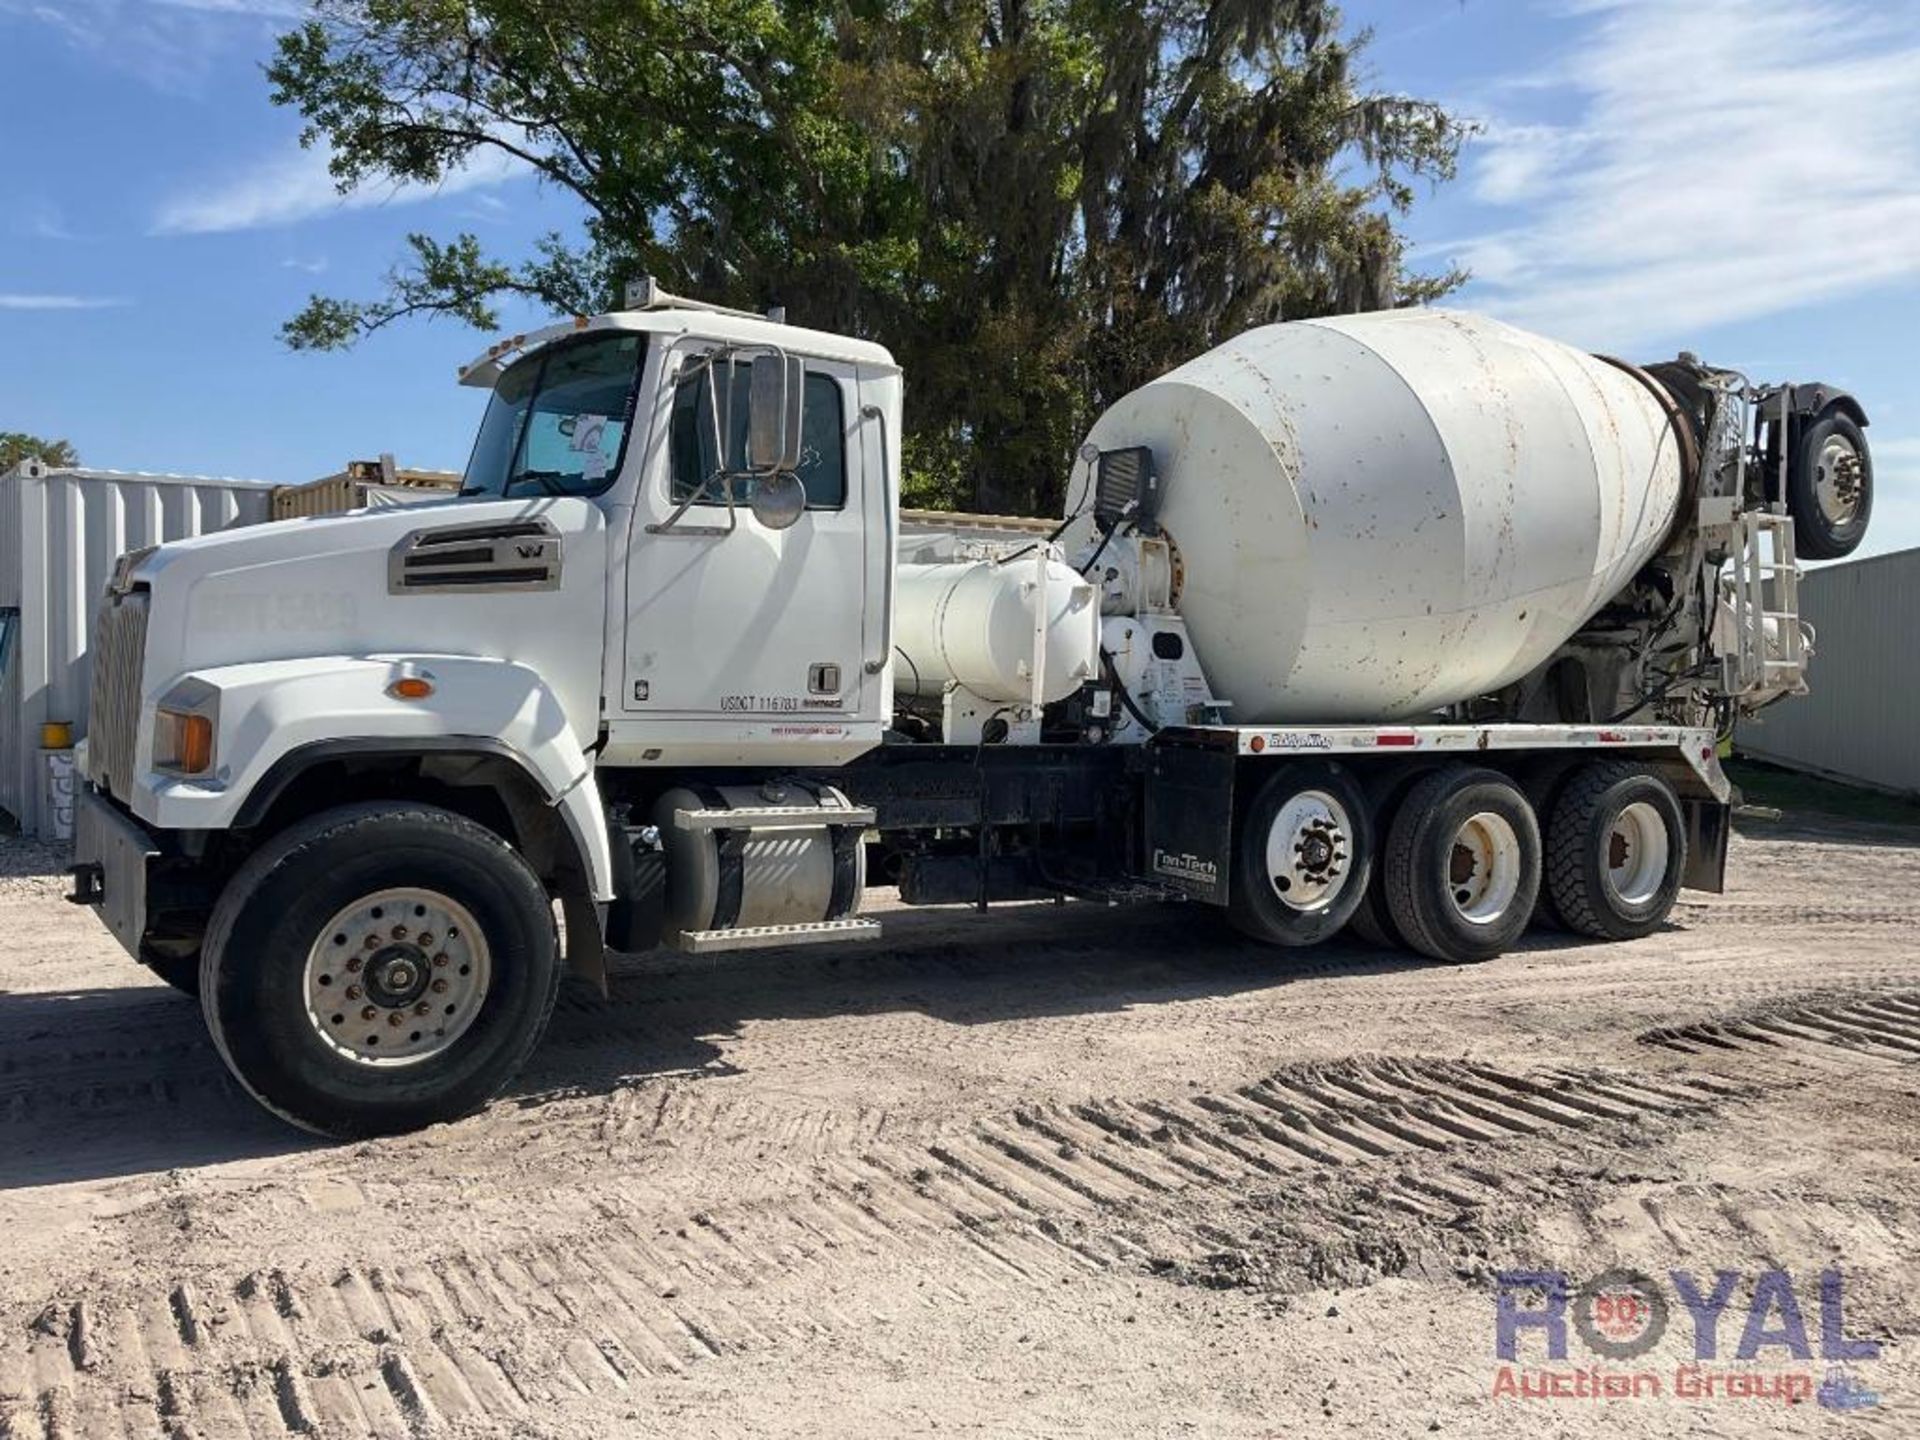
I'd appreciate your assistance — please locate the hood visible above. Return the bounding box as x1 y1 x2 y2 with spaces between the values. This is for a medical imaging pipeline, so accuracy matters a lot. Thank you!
131 496 611 708
127 494 468 588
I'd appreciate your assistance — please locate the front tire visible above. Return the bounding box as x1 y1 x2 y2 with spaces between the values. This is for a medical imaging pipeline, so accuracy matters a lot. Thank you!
200 803 562 1139
1228 762 1372 946
1382 766 1540 964
1544 764 1686 941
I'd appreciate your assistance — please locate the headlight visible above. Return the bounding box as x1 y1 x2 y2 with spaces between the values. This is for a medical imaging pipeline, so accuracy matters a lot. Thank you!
153 679 219 777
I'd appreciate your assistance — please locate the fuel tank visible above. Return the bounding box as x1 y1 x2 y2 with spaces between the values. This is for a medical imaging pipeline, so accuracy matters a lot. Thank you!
1072 309 1686 721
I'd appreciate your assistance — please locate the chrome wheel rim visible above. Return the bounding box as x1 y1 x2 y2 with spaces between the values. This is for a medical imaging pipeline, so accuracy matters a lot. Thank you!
305 888 491 1066
1447 811 1523 925
1604 801 1668 908
1264 789 1354 913
1815 434 1865 526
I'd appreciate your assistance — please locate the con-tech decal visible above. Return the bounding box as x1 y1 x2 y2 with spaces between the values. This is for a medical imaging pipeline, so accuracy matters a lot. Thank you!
1152 849 1220 886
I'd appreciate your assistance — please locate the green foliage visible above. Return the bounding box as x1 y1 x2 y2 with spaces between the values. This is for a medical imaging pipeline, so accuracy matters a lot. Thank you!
0 432 79 470
270 0 1468 514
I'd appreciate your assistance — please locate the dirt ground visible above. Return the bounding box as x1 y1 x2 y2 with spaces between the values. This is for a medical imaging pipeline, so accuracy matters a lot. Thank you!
3 795 1918 1437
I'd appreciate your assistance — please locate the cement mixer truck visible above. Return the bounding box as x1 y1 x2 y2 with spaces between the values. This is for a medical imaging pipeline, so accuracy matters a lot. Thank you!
68 282 1873 1136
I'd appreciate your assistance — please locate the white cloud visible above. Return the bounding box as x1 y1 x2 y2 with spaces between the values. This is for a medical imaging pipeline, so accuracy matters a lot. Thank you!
155 0 305 12
1470 122 1593 206
281 255 330 274
12 201 77 241
1435 0 1920 352
0 294 128 310
458 192 511 224
154 144 524 236
0 0 300 92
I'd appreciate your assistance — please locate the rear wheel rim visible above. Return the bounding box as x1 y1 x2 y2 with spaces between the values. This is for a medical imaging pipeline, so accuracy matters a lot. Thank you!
1604 801 1669 907
304 887 492 1066
1264 789 1354 913
1815 434 1865 526
1447 811 1523 925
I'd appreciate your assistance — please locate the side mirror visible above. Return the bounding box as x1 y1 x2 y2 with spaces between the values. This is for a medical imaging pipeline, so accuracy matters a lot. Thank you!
745 352 805 476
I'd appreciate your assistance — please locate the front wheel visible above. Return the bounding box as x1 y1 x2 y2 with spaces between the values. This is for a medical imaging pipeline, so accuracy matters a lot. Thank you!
200 803 562 1139
1228 762 1373 946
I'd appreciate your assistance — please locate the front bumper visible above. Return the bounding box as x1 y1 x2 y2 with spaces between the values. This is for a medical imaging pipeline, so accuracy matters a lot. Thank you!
68 786 158 960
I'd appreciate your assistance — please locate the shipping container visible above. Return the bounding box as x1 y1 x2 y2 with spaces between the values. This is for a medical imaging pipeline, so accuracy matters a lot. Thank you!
1 462 277 836
271 458 460 520
1737 547 1920 797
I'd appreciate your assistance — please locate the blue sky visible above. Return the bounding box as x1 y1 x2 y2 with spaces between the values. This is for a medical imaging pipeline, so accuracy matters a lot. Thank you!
2 0 1917 557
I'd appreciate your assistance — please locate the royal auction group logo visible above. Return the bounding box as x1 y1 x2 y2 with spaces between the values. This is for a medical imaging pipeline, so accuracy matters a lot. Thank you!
1493 1268 1882 1410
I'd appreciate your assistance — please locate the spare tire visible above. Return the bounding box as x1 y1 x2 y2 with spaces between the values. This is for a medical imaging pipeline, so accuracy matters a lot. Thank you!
1789 409 1872 560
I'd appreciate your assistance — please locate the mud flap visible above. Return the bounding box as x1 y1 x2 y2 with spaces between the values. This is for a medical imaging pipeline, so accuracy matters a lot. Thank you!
560 893 611 997
70 787 156 960
1142 744 1235 905
1682 799 1730 894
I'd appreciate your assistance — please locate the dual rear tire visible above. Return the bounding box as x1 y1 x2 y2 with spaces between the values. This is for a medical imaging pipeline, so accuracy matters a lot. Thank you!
1380 767 1540 964
1540 763 1687 940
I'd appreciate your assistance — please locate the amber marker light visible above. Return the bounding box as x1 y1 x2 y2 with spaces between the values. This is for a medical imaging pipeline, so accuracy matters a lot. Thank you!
154 710 215 775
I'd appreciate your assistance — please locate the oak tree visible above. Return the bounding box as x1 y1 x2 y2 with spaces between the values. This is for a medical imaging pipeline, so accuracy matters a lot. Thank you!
273 0 1465 513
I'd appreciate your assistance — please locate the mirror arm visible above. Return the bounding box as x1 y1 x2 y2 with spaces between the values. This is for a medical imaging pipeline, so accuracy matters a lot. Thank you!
646 467 739 538
647 352 742 538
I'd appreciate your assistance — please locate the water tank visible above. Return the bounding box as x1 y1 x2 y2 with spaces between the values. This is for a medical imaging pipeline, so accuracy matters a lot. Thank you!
1072 309 1685 721
894 555 1100 704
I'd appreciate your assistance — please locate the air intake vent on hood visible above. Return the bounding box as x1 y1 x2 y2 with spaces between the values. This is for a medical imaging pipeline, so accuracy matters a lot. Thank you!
388 518 562 594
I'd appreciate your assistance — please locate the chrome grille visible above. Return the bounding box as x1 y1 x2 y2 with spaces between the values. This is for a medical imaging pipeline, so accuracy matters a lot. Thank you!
87 590 148 798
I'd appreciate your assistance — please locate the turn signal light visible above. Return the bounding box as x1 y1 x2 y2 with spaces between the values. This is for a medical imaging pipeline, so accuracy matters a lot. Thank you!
155 710 214 775
388 676 436 701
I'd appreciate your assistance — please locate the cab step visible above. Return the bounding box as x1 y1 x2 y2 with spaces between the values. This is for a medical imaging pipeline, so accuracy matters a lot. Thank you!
671 805 876 833
668 918 883 954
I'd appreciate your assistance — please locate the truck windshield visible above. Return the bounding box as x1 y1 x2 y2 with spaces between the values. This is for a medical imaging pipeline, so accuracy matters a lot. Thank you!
461 331 646 498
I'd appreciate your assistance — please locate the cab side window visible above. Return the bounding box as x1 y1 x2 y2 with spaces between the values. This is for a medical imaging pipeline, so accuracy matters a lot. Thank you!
795 374 845 508
669 360 847 510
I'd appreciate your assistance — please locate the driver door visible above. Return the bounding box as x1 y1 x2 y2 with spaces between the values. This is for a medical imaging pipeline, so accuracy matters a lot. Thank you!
617 340 881 763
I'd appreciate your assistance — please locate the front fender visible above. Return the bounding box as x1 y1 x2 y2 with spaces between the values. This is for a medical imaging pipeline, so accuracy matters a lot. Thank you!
132 654 614 901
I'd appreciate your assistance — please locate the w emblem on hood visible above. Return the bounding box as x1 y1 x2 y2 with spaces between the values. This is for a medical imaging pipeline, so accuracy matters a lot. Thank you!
389 518 562 594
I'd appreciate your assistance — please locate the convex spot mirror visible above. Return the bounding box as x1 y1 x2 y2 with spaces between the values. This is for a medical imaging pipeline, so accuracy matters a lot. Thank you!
750 472 805 531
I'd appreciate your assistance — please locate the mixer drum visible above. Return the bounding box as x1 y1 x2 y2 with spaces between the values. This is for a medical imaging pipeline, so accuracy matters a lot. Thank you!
1074 309 1685 722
